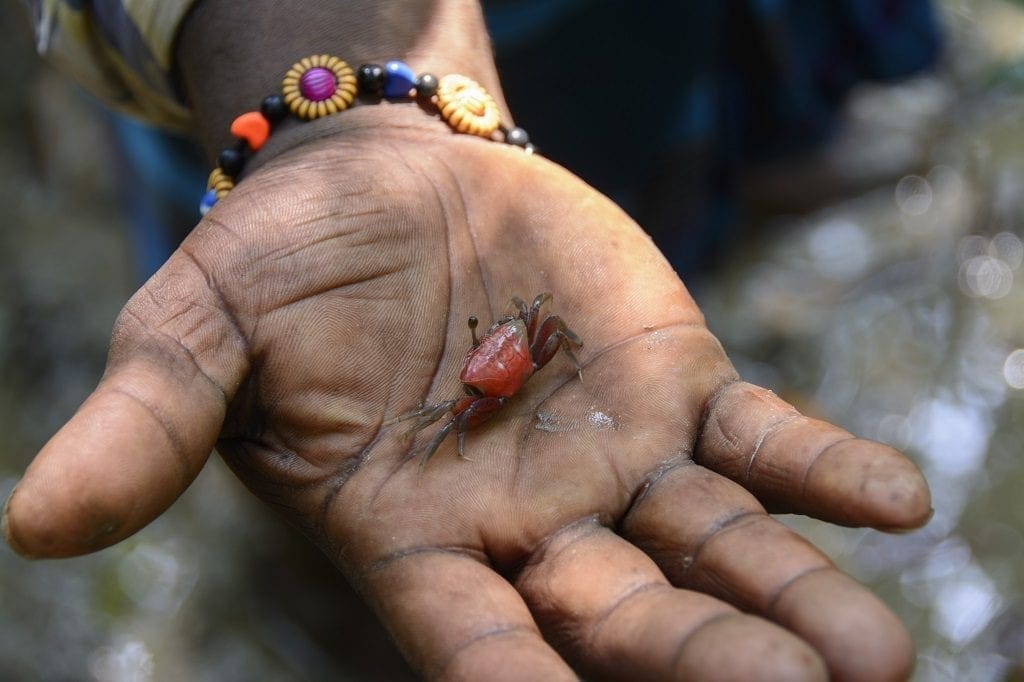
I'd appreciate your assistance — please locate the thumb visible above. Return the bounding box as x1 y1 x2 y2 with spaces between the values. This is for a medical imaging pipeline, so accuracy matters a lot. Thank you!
3 248 250 557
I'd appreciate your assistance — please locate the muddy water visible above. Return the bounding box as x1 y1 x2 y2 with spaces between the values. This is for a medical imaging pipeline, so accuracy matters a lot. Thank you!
1 2 1021 680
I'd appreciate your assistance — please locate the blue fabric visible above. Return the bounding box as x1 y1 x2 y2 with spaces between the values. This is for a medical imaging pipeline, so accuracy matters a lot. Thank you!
106 115 205 279
487 0 941 274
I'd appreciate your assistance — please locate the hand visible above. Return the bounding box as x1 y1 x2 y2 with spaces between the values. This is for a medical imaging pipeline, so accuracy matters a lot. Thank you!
3 109 931 680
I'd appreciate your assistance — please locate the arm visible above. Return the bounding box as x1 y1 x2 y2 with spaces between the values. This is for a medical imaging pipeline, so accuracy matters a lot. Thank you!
4 1 930 679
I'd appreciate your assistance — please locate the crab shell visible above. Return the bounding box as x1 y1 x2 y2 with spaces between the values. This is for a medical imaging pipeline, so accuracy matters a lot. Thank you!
458 318 534 398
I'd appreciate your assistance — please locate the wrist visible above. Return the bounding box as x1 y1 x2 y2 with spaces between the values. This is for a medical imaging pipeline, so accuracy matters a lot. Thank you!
176 0 509 158
247 102 474 178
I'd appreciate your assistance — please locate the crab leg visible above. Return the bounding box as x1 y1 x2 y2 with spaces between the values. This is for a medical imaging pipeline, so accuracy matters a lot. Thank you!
420 418 455 468
529 292 552 315
510 296 528 314
526 292 552 338
383 399 456 431
531 315 584 379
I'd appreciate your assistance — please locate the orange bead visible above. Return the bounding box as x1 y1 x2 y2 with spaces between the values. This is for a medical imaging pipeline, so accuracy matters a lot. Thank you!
230 111 271 151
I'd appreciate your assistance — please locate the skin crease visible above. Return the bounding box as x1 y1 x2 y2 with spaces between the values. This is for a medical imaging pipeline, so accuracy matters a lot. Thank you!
2 1 933 680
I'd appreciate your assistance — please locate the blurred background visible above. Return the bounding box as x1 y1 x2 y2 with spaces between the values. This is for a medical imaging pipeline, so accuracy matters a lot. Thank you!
1 0 1023 679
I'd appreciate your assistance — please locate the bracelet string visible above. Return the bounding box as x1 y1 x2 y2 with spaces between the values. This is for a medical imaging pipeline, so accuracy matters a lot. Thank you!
199 55 534 215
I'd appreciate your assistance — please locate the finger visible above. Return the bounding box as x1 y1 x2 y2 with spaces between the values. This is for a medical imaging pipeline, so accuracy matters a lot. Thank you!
2 252 249 557
357 548 575 681
622 462 915 681
697 381 931 530
516 517 827 681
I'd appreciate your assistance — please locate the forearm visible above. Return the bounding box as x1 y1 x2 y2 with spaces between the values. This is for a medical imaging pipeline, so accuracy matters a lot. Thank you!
175 0 509 159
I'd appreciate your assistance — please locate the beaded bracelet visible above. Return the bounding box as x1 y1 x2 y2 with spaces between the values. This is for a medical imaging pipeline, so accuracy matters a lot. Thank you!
199 55 534 215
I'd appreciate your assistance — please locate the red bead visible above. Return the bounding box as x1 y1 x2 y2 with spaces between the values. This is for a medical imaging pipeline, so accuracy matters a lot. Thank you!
230 111 271 151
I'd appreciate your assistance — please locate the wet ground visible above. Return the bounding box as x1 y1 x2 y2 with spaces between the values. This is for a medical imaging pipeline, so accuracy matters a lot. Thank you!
1 1 1022 680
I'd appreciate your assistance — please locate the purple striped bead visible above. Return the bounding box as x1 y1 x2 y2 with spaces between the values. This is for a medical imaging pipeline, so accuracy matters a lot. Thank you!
299 67 337 101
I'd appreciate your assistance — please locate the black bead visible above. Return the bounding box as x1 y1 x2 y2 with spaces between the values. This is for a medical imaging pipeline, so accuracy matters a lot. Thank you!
415 73 438 98
506 127 530 147
218 148 245 178
357 63 385 96
260 95 288 124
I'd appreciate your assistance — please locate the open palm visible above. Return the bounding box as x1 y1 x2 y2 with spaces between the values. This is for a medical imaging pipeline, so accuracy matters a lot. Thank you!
5 111 931 680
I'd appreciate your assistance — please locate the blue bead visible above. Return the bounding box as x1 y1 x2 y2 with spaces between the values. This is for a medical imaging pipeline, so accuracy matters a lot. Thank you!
383 60 416 99
199 189 218 216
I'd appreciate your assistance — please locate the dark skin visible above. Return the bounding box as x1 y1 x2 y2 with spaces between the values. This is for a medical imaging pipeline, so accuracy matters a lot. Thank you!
3 1 932 679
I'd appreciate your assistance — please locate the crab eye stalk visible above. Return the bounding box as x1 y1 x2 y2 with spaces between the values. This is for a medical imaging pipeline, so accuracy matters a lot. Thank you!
468 315 480 347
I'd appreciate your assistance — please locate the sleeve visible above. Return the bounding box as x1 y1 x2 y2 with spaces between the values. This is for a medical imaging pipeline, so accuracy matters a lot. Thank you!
29 0 199 131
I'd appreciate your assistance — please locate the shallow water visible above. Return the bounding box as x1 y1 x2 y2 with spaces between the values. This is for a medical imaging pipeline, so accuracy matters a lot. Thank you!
1 1 1022 680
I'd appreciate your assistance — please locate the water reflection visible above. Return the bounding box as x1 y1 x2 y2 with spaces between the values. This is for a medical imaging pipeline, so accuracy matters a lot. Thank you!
117 541 197 615
1004 349 1024 389
89 638 154 682
912 396 992 478
807 217 873 281
896 174 936 216
958 230 1020 299
908 538 1002 645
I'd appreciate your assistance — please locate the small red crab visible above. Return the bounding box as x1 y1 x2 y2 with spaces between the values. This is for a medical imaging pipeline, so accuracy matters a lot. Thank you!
387 292 583 466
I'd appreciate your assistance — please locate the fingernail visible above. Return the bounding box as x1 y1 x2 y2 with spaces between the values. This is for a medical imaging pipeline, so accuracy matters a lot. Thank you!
873 507 934 535
2 483 35 559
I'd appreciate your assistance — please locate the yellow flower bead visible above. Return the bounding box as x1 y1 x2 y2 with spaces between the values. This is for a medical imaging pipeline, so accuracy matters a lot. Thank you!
281 54 357 121
435 74 501 138
207 167 234 199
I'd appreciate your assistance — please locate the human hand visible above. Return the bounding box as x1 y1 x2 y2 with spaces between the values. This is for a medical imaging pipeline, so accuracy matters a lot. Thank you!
4 106 930 680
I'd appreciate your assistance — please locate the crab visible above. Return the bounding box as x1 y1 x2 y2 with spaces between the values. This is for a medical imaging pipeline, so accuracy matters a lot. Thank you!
387 293 583 466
